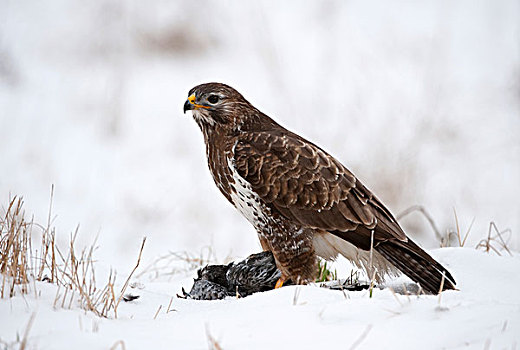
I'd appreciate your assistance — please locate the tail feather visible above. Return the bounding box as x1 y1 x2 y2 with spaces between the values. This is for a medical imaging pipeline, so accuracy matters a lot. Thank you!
375 238 456 294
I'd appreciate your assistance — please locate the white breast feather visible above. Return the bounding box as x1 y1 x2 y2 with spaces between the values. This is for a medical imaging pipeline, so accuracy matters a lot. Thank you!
227 156 267 230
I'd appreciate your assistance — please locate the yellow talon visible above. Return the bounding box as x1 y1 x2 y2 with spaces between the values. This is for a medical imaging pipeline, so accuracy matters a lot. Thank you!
275 279 284 289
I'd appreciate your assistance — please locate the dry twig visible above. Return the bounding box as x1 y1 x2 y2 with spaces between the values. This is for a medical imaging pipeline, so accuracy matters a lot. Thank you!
349 324 373 350
206 325 223 350
397 205 443 244
114 237 146 317
476 222 512 256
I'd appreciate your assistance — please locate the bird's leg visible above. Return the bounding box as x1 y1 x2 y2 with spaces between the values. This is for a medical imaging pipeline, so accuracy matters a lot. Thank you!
267 226 317 288
274 278 285 289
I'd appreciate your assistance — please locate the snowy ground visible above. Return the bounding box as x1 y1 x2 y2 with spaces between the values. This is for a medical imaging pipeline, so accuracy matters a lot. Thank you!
1 248 519 349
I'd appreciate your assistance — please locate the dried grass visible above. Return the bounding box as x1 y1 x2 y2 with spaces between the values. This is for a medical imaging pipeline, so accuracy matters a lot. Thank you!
397 205 444 244
50 234 146 318
476 222 512 256
397 204 512 253
368 230 377 298
114 237 146 317
0 194 146 319
110 340 126 350
349 324 373 350
0 196 31 297
206 325 223 350
19 313 36 350
452 208 474 248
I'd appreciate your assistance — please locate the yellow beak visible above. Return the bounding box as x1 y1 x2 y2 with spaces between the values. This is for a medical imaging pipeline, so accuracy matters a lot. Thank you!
183 93 211 114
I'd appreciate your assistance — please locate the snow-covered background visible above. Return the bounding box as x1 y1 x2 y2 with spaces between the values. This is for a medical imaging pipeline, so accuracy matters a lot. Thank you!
1 0 519 268
1 0 520 348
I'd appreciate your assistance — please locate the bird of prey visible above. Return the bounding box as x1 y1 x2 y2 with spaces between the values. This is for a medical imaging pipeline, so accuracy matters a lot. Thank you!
183 82 456 294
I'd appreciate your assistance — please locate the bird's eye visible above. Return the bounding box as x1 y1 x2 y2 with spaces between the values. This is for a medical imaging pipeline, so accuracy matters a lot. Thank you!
207 95 219 104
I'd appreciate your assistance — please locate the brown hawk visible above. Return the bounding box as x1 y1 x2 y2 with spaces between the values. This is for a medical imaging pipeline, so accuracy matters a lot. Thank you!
183 82 456 294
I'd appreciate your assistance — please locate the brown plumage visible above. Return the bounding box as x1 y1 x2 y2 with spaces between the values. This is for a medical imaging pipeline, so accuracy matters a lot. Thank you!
183 82 456 294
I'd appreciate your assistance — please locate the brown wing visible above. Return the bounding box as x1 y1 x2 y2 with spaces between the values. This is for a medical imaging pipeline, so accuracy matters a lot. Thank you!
233 129 407 244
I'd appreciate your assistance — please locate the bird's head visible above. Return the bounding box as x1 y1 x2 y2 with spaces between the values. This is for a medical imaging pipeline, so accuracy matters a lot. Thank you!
183 83 257 130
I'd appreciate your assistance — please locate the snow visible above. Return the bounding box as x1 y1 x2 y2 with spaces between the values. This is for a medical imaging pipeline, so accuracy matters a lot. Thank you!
1 248 519 349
